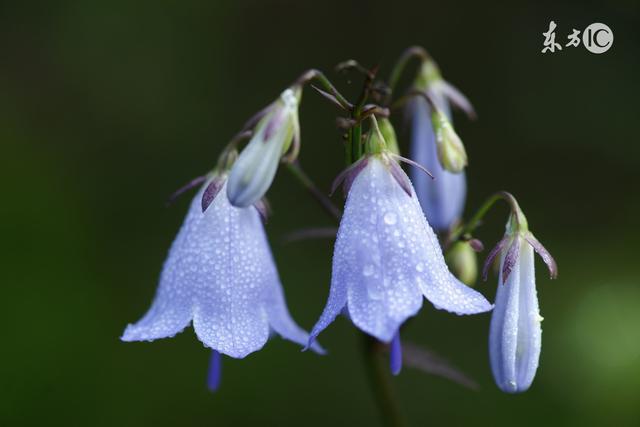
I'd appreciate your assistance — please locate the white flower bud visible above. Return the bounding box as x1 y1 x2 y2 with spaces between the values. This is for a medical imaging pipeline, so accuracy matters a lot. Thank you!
226 88 301 207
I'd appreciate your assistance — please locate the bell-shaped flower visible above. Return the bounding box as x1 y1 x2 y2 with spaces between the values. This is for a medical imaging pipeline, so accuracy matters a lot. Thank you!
484 197 557 393
122 175 322 362
407 58 475 231
227 87 301 208
308 152 492 353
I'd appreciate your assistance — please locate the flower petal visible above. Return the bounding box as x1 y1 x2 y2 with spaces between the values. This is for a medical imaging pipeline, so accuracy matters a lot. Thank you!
339 159 424 341
264 267 325 354
121 189 207 342
307 272 348 349
192 189 271 359
409 187 492 314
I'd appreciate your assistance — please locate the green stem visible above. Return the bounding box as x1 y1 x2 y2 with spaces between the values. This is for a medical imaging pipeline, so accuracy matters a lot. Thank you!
448 191 526 245
285 161 342 220
345 128 354 165
386 46 429 101
350 66 376 162
361 334 406 427
352 122 362 161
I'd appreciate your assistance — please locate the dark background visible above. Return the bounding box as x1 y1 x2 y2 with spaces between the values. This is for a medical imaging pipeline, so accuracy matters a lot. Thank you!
1 0 639 426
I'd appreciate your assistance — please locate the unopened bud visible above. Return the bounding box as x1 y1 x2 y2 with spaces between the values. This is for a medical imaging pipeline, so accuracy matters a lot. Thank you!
378 117 400 156
414 58 442 92
445 240 478 286
364 116 387 155
227 88 301 207
431 109 467 173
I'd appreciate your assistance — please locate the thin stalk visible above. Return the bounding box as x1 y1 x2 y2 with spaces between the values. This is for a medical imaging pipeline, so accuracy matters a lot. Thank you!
285 161 341 220
361 334 406 427
345 129 353 165
352 123 362 161
386 46 429 101
448 191 524 245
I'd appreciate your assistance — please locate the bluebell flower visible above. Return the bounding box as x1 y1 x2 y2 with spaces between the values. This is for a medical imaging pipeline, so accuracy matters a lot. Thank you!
308 153 492 361
484 202 557 393
227 87 301 208
122 176 322 363
407 59 475 232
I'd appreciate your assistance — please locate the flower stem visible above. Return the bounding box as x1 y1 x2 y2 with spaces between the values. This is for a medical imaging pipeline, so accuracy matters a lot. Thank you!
448 191 526 246
285 161 342 220
386 46 430 101
361 334 406 427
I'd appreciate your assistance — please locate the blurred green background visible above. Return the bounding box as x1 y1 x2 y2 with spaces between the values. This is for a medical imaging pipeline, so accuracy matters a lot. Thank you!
1 0 639 426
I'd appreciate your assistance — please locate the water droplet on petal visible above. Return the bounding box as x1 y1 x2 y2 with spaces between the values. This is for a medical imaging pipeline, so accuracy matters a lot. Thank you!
362 264 375 277
383 212 397 225
416 262 425 272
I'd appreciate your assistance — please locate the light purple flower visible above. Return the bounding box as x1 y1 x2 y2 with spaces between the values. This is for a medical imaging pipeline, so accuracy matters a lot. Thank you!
485 213 557 393
122 178 321 359
407 58 475 232
308 155 492 348
408 95 466 232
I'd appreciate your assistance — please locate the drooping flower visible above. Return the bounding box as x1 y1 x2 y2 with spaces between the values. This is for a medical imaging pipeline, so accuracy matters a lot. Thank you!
407 58 475 232
122 175 321 370
226 87 301 208
484 196 557 393
308 153 492 365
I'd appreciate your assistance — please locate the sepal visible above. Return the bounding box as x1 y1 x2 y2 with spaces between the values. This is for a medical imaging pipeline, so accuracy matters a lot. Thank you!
201 177 225 213
524 232 558 279
331 157 370 197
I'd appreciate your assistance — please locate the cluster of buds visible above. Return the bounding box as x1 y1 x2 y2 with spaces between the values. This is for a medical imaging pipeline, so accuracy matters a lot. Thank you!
121 46 557 402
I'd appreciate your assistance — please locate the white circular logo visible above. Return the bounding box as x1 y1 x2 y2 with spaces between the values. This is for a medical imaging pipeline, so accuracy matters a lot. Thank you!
583 23 613 54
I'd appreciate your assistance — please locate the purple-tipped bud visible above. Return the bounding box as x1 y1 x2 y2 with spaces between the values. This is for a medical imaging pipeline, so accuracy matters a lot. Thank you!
227 88 301 208
487 199 557 393
489 238 541 393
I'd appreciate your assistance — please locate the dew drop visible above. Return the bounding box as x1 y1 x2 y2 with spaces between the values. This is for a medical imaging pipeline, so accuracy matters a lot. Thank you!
383 212 397 225
362 264 375 277
416 262 425 272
